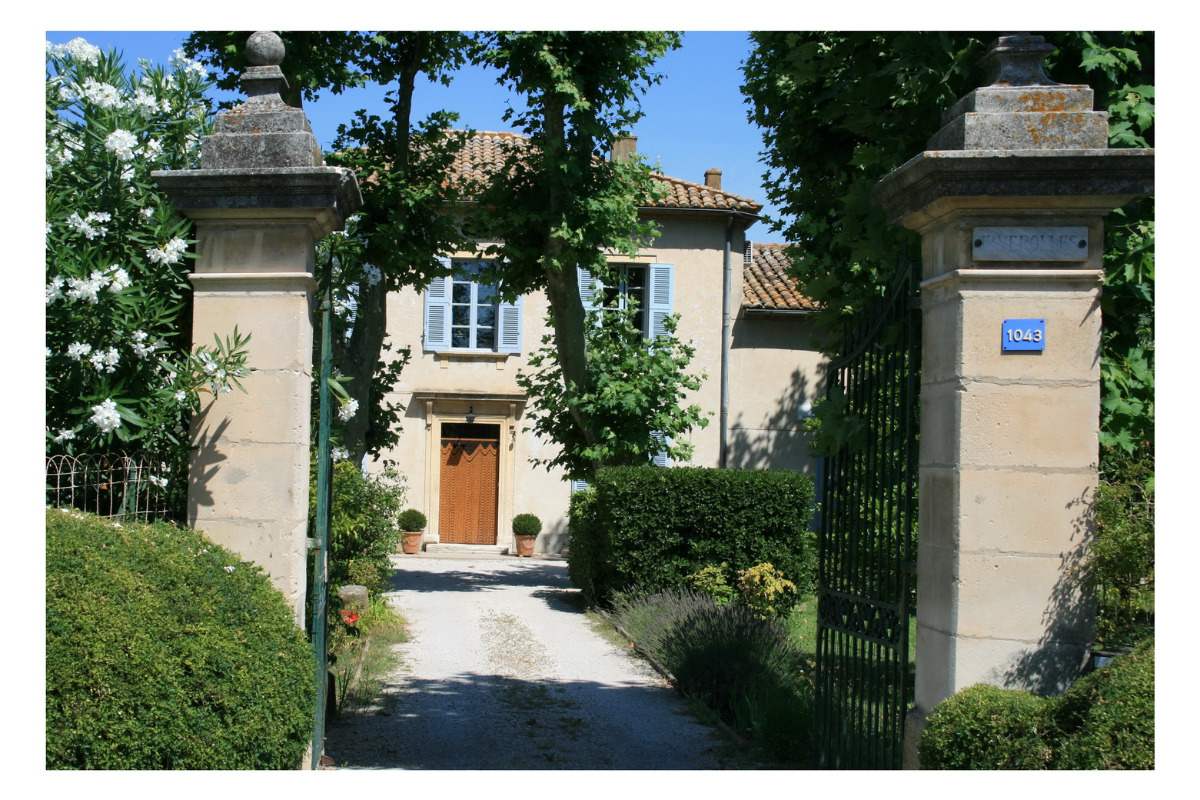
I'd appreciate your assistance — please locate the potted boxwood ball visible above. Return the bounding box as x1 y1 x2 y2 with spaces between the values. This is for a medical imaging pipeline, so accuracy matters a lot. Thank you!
512 513 542 558
398 509 427 554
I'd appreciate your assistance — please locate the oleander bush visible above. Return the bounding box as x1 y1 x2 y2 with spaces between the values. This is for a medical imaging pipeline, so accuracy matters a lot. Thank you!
46 509 315 769
919 639 1154 770
568 467 816 612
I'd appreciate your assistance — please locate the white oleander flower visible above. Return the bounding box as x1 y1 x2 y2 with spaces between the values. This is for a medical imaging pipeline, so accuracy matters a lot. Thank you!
89 347 119 373
66 342 92 361
362 263 383 286
48 38 101 65
54 428 76 443
331 447 350 461
143 138 162 159
90 399 121 433
105 129 138 162
147 237 188 265
65 270 110 304
131 88 160 117
46 277 65 305
131 330 158 358
338 399 359 422
106 266 131 292
174 390 187 403
149 475 168 489
79 77 124 110
66 211 112 240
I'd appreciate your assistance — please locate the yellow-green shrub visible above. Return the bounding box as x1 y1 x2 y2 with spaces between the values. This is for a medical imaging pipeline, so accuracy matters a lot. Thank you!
46 509 315 769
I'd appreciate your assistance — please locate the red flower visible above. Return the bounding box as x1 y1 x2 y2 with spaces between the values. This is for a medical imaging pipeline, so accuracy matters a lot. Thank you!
340 610 360 626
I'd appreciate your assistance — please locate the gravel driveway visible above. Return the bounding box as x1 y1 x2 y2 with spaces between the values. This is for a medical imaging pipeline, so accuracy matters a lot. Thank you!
323 553 728 770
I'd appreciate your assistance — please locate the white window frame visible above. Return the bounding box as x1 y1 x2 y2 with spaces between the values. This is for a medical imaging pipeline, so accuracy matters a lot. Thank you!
424 257 522 353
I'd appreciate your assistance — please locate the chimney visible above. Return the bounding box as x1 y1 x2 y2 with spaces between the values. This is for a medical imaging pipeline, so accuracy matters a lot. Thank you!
612 136 638 163
705 168 722 190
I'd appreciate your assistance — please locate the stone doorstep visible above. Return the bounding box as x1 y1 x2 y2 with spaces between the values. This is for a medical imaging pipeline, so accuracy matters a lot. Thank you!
421 543 509 556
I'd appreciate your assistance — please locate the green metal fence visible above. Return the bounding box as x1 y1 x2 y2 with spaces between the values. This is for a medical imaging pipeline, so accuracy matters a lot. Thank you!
814 256 920 769
309 254 335 768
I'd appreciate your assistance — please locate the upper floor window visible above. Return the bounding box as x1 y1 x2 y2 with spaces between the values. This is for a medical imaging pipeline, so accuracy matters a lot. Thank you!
424 259 522 353
579 262 675 340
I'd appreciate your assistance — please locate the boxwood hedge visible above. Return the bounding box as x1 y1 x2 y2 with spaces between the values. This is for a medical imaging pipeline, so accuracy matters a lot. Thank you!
568 467 816 611
919 638 1154 770
46 509 316 769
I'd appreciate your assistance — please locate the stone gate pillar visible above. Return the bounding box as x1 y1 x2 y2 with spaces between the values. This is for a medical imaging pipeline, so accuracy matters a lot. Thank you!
154 32 362 624
871 35 1152 767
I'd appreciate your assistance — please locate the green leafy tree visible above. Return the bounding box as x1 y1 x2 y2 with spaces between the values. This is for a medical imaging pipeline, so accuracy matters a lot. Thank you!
185 31 476 464
472 31 703 477
742 31 1153 465
45 38 249 469
517 300 707 479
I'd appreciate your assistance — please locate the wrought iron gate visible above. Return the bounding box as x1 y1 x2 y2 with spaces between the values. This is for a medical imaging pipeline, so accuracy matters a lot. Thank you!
814 255 920 769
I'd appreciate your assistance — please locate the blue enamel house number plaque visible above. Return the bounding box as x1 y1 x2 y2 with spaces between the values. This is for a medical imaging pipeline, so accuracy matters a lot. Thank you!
1002 318 1046 351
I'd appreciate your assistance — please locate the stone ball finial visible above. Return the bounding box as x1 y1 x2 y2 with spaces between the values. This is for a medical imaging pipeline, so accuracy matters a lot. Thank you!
246 31 285 67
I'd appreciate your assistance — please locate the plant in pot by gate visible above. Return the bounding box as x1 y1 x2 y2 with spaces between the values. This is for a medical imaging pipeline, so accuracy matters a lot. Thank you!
397 509 427 555
512 513 542 558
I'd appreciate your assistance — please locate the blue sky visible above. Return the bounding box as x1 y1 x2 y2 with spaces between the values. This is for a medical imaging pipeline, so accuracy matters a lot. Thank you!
48 30 789 239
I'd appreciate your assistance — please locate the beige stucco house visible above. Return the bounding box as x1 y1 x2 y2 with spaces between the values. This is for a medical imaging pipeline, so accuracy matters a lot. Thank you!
370 132 827 554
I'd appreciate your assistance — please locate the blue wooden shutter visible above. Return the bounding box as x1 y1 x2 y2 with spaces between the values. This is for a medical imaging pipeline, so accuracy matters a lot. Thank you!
497 295 522 353
577 265 602 323
650 431 670 467
646 264 674 467
423 259 452 351
646 262 674 339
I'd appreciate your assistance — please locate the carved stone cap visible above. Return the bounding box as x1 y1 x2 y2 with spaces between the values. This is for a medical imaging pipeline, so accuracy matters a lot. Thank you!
871 149 1154 230
201 31 323 169
926 34 1108 151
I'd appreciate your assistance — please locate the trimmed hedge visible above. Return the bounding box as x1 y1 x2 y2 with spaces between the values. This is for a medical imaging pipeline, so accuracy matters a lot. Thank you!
1053 638 1155 769
568 467 816 611
919 685 1055 769
46 509 316 769
919 639 1154 770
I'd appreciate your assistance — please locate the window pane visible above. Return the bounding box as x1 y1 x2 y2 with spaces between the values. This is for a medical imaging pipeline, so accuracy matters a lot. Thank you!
476 328 495 350
451 328 471 348
452 305 472 327
476 283 498 303
476 306 496 329
452 282 471 304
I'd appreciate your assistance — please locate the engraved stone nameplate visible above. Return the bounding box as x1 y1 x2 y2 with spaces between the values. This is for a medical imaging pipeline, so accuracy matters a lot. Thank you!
972 227 1088 261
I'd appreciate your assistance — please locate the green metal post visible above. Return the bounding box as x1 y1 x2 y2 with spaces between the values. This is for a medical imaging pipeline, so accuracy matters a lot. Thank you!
310 261 334 769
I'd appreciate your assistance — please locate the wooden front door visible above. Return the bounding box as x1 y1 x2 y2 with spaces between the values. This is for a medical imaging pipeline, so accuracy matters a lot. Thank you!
438 423 500 545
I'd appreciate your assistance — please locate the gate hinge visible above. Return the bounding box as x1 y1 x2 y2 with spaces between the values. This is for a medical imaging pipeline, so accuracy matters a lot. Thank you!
306 537 321 550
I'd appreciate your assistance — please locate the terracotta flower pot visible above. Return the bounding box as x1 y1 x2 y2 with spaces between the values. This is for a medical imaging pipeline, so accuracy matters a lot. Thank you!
514 534 536 557
401 531 423 554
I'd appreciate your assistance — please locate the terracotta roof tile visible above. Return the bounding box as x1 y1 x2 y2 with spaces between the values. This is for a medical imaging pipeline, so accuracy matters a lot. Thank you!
450 131 762 214
743 243 818 311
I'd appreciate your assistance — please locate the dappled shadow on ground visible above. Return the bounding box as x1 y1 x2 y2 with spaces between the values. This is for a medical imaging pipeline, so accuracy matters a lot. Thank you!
323 671 723 770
